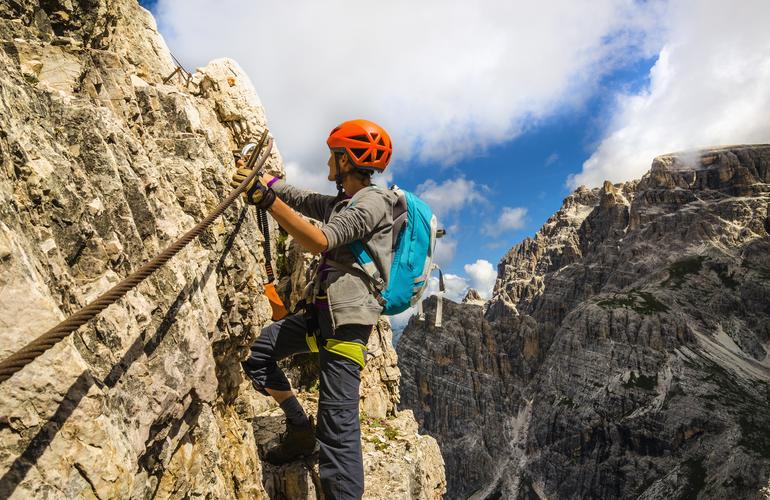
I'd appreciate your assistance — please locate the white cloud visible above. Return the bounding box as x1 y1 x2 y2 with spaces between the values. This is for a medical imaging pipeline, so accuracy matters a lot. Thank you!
156 0 660 191
432 235 457 268
463 259 497 299
434 273 471 303
483 206 528 236
389 259 497 334
415 177 486 220
284 161 334 195
570 0 770 188
545 153 559 167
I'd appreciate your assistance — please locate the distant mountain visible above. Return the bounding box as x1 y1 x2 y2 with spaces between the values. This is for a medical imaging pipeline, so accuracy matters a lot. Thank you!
398 145 770 499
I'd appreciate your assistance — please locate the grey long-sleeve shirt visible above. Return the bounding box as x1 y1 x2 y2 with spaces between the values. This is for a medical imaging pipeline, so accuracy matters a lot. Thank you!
271 179 396 328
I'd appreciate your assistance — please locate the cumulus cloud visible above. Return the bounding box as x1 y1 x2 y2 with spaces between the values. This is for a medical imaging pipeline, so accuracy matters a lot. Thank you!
432 273 470 304
483 206 528 236
415 177 486 220
390 257 500 333
433 235 457 268
463 259 497 299
156 0 659 190
389 258 498 334
283 161 332 195
570 0 770 188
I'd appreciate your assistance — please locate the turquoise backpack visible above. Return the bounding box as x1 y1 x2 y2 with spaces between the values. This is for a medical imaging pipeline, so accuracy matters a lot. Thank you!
344 185 443 315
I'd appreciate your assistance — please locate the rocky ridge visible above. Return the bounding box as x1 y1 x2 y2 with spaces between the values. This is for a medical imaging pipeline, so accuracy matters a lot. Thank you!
0 1 444 498
399 145 770 499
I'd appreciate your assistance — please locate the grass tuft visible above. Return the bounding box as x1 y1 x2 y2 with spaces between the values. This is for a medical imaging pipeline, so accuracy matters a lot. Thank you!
662 256 706 288
597 290 669 315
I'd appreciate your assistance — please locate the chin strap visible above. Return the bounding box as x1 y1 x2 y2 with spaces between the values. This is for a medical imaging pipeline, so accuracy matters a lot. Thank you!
333 151 372 201
334 153 345 200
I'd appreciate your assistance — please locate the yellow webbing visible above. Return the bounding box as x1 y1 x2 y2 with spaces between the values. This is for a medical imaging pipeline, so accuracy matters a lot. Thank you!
324 339 366 369
305 333 319 353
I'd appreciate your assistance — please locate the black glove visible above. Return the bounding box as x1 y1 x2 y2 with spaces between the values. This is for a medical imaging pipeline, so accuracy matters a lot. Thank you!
247 180 276 209
230 165 276 208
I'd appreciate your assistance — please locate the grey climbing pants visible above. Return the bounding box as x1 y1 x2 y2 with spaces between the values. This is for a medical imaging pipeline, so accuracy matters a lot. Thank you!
241 307 372 500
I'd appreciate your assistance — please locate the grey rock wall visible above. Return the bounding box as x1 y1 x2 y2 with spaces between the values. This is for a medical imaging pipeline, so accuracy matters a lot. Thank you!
0 1 444 498
399 145 770 499
0 2 276 497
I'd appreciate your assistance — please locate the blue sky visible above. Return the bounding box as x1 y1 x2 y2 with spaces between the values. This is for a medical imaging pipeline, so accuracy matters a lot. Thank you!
140 0 769 303
390 54 656 273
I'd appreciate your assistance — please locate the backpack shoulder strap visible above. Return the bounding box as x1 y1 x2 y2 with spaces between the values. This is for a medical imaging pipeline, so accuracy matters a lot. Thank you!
324 185 391 302
348 240 385 291
343 184 388 290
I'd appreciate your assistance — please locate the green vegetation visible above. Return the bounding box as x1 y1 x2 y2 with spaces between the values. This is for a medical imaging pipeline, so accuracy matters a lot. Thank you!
290 352 320 391
361 414 400 451
305 376 320 393
275 229 289 277
383 425 399 441
597 295 635 309
597 290 669 315
623 371 657 391
663 256 743 289
662 256 706 288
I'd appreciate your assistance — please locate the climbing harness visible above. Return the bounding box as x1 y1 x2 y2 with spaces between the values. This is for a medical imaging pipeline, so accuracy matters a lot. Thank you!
0 132 274 384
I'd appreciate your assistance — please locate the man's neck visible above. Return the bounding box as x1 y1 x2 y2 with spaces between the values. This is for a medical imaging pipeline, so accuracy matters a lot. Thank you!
342 179 371 197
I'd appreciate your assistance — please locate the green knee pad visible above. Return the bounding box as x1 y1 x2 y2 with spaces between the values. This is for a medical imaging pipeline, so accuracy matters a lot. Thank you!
324 339 366 369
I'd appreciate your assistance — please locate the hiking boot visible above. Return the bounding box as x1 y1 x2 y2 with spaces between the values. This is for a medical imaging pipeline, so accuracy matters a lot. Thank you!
264 418 317 465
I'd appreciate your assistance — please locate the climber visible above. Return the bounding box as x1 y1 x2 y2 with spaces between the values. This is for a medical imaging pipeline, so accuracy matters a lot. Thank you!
230 119 396 500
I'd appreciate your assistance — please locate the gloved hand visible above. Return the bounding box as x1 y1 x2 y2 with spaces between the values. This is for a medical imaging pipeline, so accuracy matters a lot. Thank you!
230 160 276 209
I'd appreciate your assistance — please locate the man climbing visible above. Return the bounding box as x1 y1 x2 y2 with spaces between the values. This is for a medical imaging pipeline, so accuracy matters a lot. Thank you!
230 119 396 499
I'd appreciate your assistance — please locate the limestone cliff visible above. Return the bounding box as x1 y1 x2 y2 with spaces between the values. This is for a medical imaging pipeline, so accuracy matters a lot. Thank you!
0 1 444 498
399 146 770 499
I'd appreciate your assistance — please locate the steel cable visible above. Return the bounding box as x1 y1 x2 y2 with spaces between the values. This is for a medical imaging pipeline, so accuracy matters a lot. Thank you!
0 136 274 384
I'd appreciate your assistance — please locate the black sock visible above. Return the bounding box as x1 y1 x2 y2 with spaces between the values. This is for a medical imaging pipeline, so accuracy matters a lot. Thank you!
280 396 309 427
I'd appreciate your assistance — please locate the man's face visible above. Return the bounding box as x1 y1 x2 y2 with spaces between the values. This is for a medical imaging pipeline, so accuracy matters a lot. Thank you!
327 151 349 182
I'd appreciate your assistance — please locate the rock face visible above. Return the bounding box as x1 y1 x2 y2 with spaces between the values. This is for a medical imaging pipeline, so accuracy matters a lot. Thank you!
399 145 770 499
0 1 444 498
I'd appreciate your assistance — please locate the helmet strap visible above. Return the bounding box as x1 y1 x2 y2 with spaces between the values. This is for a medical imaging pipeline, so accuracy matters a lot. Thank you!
333 152 345 200
333 151 372 199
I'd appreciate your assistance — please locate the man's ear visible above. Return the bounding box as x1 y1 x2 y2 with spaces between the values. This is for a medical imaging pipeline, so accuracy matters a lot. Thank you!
338 152 350 171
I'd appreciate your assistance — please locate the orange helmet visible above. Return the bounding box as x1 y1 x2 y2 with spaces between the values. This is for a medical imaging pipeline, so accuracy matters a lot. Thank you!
327 119 392 172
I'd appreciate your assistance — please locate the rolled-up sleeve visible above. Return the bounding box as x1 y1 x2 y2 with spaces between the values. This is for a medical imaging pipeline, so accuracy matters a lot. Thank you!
272 179 336 221
321 191 388 249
